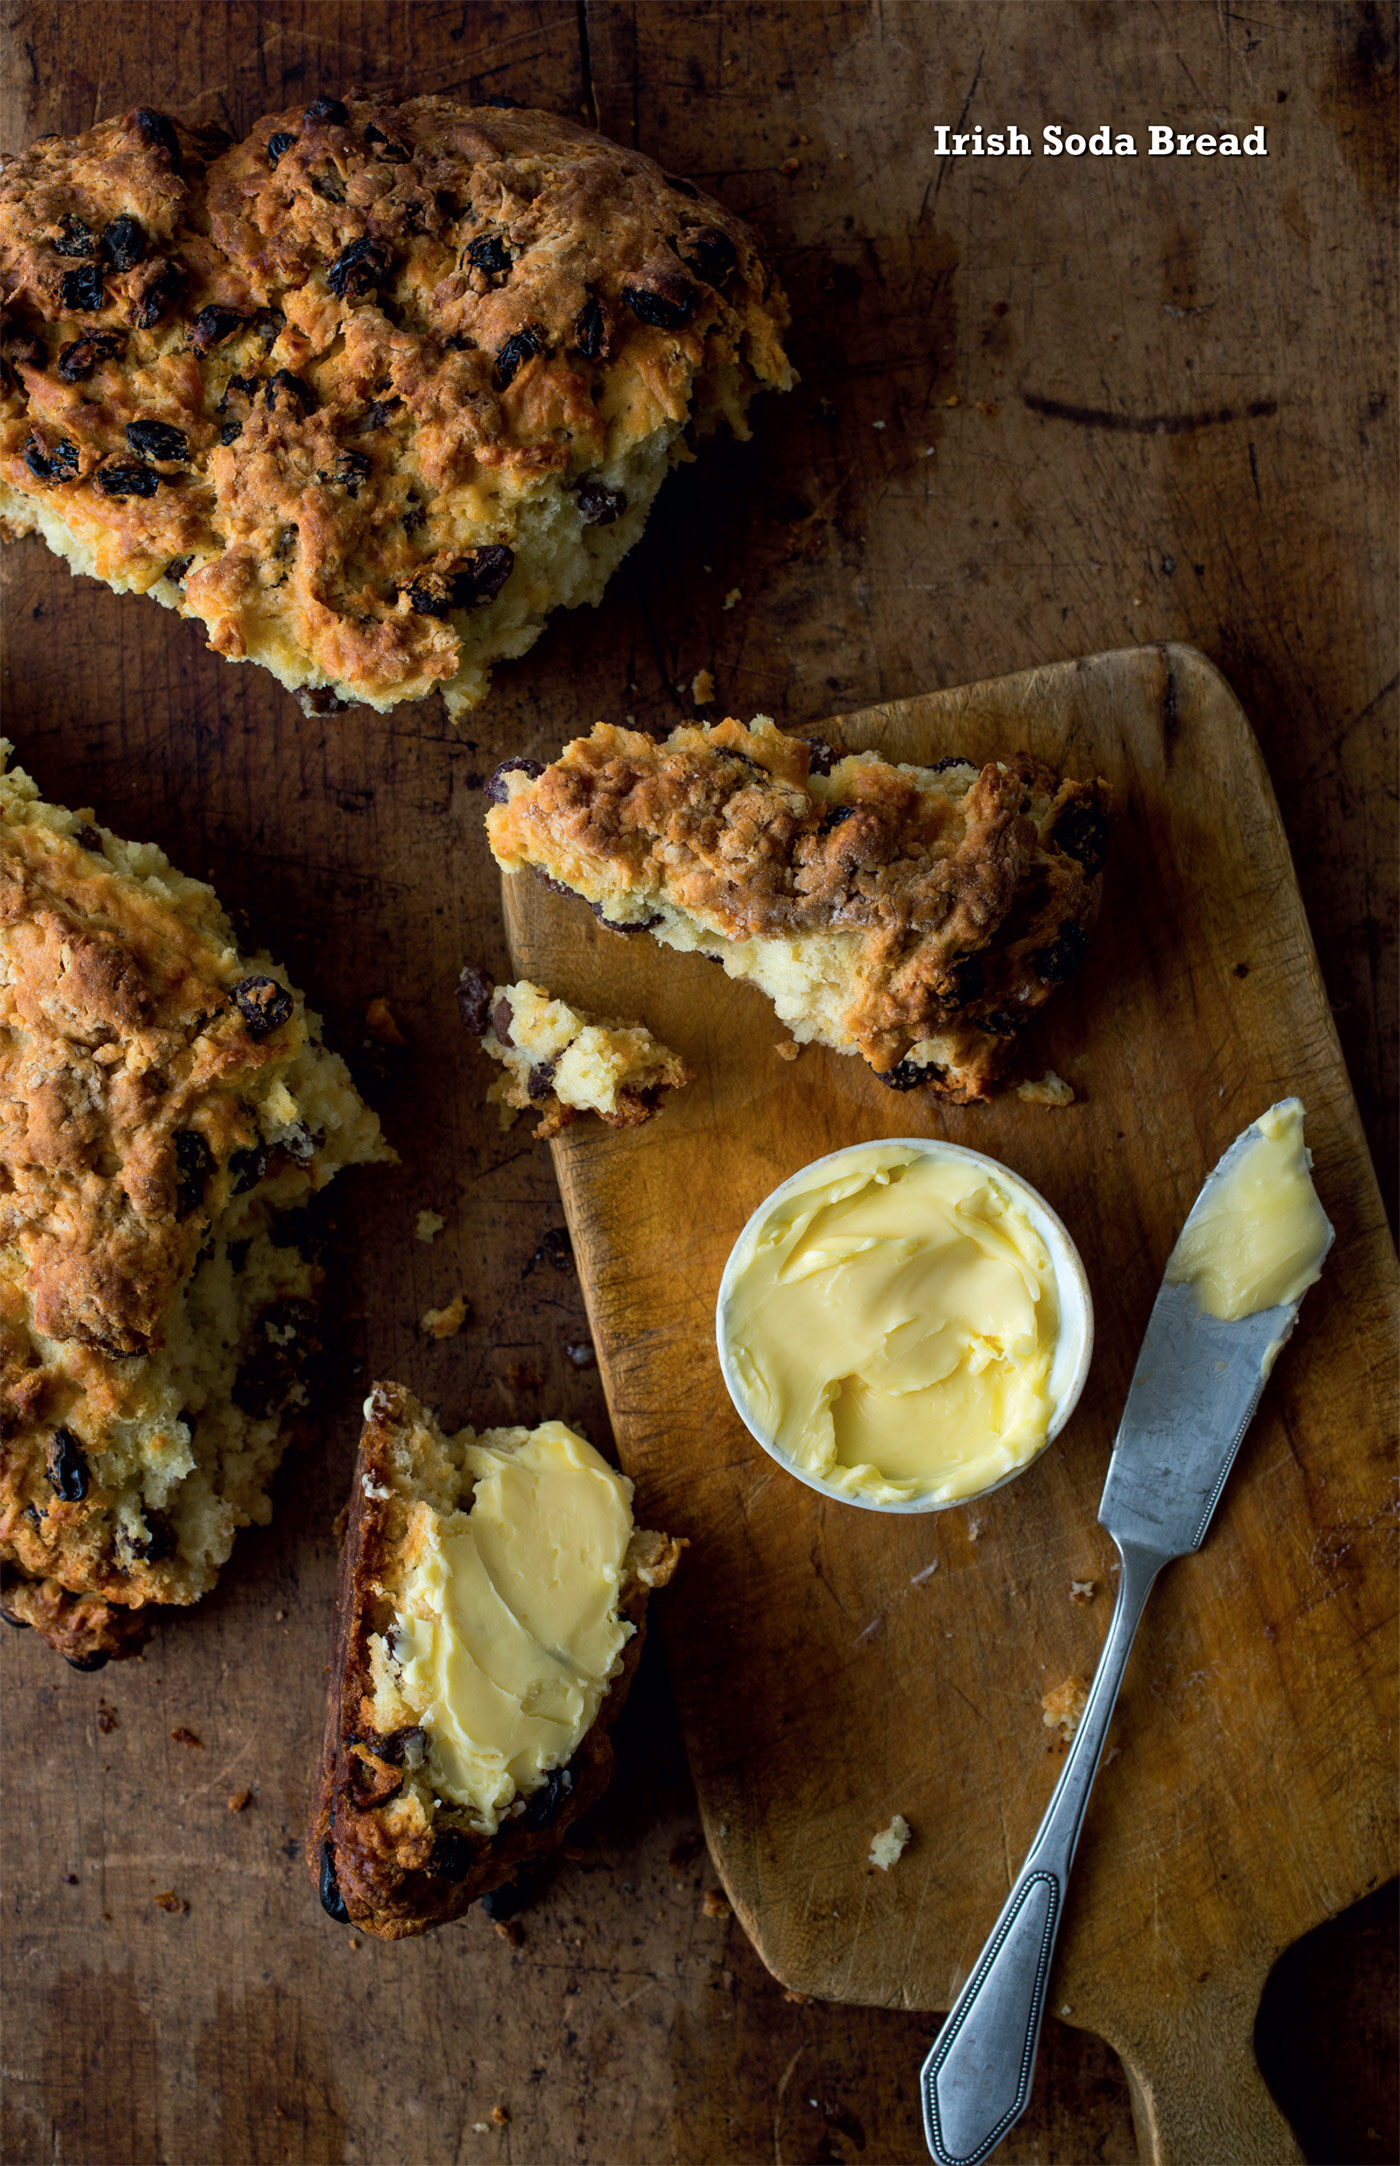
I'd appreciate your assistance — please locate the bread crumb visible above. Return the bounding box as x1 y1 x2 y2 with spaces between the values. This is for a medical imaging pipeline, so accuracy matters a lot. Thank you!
421 1292 470 1339
471 2125 491 2136
154 1890 188 1915
781 155 801 174
493 1917 523 1945
95 1702 118 1734
869 1814 911 1871
774 1039 801 1062
945 393 962 408
169 1726 202 1749
364 996 407 1046
491 2107 510 2127
691 667 715 706
1017 1071 1075 1107
227 1788 253 1813
702 1887 731 1919
1069 1580 1097 1604
784 1988 814 2005
1042 1677 1090 1740
415 1208 445 1243
722 586 742 610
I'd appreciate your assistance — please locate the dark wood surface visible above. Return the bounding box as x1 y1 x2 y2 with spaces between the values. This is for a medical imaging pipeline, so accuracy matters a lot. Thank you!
1 6 1394 2164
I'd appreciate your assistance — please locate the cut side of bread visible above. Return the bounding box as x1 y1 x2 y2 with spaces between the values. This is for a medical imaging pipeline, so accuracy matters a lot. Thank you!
484 716 1110 1101
456 970 692 1139
0 747 392 1665
0 96 793 718
309 1381 681 1941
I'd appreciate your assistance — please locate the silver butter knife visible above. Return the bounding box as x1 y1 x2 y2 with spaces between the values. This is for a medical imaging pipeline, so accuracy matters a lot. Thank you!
919 1106 1334 2166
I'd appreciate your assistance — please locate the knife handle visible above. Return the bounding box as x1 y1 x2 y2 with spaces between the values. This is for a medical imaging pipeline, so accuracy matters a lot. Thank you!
920 1538 1167 2166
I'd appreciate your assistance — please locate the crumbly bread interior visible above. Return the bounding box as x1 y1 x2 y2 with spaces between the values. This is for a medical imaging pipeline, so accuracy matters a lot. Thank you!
485 715 1109 1100
0 96 793 717
0 748 392 1661
458 972 691 1139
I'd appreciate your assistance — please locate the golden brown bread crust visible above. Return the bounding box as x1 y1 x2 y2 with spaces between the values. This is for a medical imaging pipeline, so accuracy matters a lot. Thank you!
0 751 389 1663
0 95 792 715
485 716 1110 1097
308 1381 681 1941
0 817 293 1359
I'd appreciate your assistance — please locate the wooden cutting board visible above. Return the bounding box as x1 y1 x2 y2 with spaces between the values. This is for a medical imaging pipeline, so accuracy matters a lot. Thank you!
502 643 1397 2165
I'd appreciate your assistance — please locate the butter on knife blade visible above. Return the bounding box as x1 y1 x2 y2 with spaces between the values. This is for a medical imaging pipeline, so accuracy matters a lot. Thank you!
1166 1097 1331 1323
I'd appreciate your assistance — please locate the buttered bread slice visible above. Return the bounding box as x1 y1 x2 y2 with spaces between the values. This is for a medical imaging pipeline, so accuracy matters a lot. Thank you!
309 1381 680 1940
484 716 1109 1101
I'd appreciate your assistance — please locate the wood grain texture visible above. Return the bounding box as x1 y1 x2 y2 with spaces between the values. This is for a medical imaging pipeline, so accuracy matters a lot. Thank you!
505 645 1398 2153
0 3 1394 2162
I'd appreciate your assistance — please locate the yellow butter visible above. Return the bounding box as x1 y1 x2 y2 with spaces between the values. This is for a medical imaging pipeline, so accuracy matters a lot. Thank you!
722 1144 1060 1506
1166 1098 1330 1321
392 1422 634 1833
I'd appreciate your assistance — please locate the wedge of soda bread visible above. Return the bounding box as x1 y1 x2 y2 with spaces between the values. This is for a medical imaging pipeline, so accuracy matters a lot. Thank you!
484 716 1110 1100
0 746 392 1665
0 95 793 718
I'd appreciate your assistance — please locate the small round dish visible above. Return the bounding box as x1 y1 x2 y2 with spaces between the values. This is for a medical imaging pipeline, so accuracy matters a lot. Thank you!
715 1137 1093 1515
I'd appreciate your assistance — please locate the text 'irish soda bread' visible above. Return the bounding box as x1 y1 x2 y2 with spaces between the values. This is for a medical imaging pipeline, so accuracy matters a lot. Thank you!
485 717 1110 1100
310 1381 681 1940
0 750 392 1666
0 95 793 718
456 967 691 1139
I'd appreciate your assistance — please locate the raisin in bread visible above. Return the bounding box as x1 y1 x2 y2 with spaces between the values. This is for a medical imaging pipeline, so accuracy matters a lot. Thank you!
0 747 392 1665
309 1381 681 1941
0 96 793 718
484 716 1109 1100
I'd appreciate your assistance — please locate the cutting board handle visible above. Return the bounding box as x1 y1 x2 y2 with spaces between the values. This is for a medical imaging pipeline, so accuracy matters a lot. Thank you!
1113 1982 1304 2166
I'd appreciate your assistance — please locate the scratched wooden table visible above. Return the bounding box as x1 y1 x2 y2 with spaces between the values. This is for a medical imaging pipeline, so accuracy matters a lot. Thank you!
0 6 1394 2164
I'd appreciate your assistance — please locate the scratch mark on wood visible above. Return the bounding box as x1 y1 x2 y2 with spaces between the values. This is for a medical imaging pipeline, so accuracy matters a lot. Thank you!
933 47 984 201
1023 391 1279 434
772 2040 810 2166
577 0 599 132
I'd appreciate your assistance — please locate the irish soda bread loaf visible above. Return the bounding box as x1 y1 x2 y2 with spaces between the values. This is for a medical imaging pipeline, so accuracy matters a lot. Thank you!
484 717 1109 1100
456 967 691 1139
0 95 793 717
310 1380 681 1940
0 749 392 1665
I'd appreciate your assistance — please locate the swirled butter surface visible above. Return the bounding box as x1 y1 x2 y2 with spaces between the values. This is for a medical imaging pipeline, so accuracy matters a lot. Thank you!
721 1144 1061 1505
1166 1098 1329 1320
392 1423 634 1833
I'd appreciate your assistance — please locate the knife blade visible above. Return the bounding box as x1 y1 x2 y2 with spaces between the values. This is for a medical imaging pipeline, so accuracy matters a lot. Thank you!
919 1102 1333 2166
1098 1102 1333 1559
